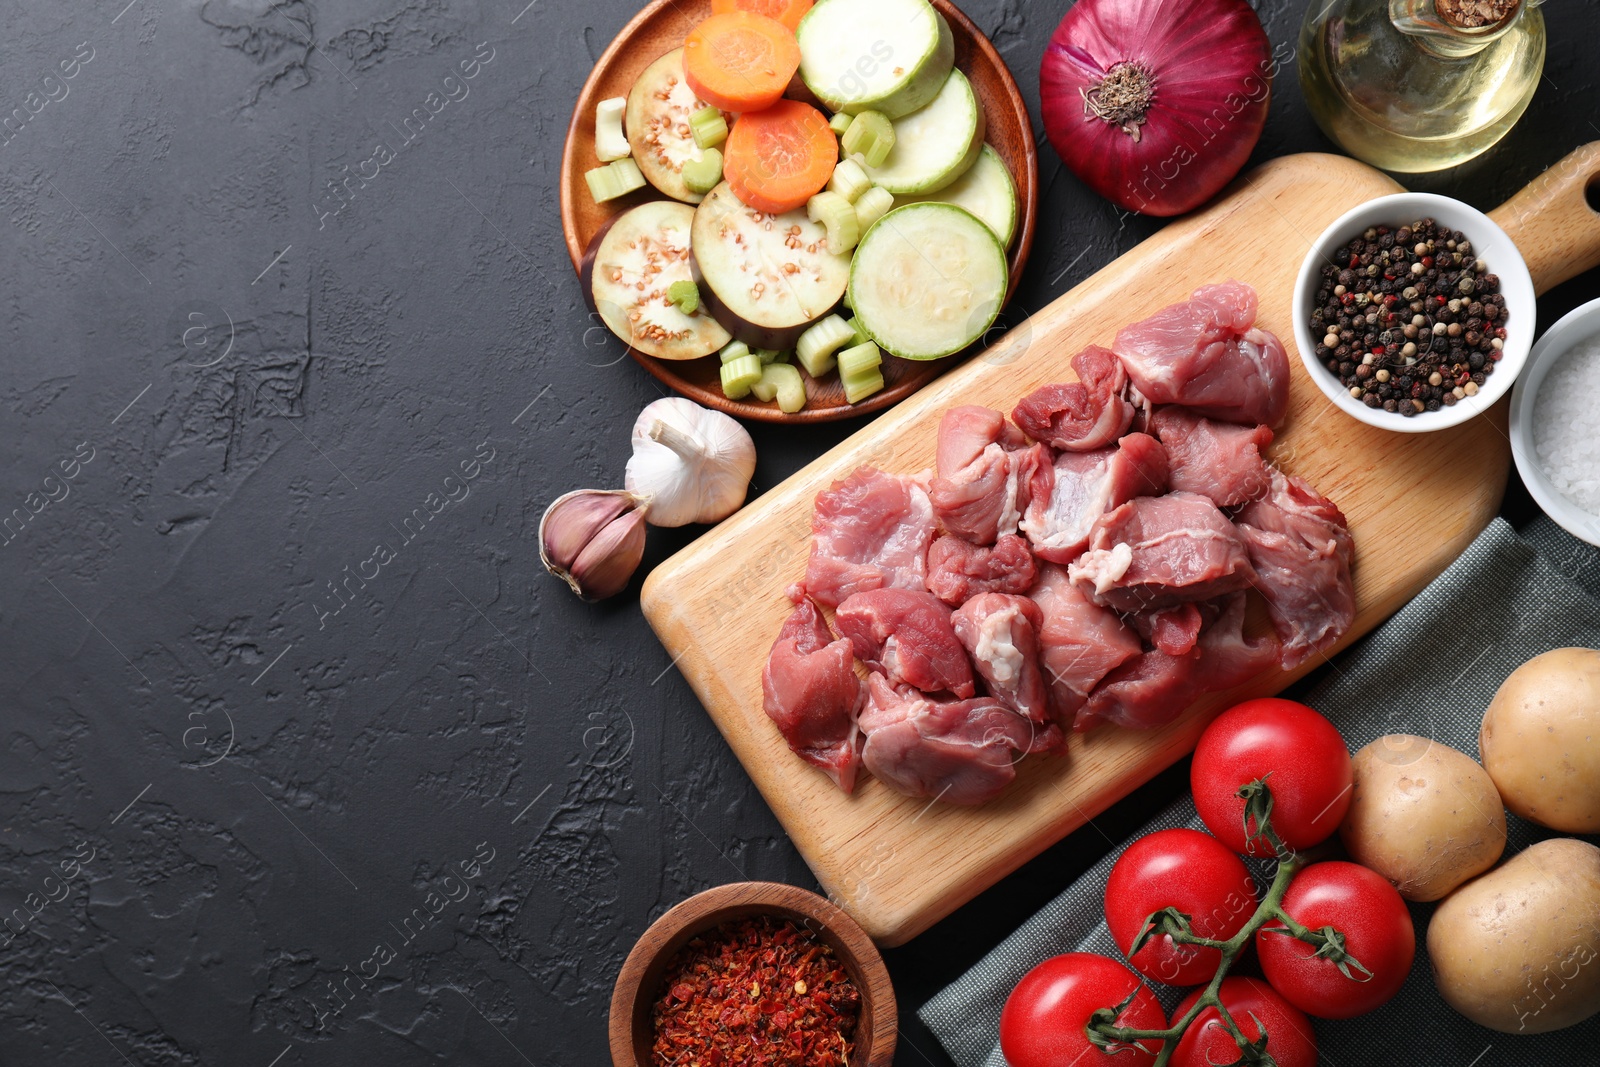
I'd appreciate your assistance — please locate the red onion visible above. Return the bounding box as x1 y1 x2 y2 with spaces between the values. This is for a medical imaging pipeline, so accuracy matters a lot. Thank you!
1040 0 1274 217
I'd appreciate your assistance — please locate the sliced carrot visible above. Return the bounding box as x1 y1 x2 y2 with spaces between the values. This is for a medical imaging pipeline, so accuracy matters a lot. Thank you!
709 0 814 32
683 11 801 114
724 99 837 215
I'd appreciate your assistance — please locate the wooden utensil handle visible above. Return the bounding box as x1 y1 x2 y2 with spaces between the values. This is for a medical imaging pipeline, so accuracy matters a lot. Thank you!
1489 142 1600 295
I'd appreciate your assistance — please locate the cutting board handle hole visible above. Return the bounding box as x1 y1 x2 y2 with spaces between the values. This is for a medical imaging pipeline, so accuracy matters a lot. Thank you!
1586 174 1600 214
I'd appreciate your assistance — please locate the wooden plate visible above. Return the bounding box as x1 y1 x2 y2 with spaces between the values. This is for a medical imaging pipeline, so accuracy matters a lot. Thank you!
560 0 1039 423
608 881 896 1066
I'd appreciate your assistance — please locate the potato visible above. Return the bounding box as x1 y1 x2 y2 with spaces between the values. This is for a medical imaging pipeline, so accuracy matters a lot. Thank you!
1339 734 1505 901
1480 647 1600 833
1427 838 1600 1034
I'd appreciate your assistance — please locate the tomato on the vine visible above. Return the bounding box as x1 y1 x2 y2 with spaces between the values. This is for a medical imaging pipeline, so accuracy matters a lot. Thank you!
1104 828 1258 986
1191 698 1353 856
999 953 1166 1067
1169 976 1318 1067
1255 861 1415 1019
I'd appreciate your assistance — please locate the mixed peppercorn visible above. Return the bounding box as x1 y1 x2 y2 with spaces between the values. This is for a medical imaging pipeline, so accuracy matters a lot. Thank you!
1310 218 1507 416
650 916 861 1067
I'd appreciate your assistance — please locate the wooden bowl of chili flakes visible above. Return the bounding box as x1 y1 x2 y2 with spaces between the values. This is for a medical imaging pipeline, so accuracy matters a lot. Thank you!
609 881 896 1067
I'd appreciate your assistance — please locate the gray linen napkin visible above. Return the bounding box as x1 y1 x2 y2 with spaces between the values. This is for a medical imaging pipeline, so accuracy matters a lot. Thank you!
920 517 1600 1065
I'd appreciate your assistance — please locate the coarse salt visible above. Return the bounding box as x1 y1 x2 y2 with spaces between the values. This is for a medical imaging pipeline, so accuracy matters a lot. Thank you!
1533 332 1600 516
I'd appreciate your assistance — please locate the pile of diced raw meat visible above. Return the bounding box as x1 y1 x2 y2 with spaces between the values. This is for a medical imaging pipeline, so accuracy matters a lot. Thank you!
761 283 1355 805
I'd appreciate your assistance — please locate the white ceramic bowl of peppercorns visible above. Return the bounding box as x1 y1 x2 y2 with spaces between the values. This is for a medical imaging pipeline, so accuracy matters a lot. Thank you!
1293 192 1536 432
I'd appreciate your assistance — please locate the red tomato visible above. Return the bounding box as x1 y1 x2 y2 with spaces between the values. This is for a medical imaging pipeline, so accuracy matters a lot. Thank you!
1191 698 1353 856
1104 828 1259 985
1169 977 1318 1067
1255 861 1415 1019
1000 953 1166 1067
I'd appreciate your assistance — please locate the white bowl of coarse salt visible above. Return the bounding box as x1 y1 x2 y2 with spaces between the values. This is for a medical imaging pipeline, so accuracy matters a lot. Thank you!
1511 297 1600 546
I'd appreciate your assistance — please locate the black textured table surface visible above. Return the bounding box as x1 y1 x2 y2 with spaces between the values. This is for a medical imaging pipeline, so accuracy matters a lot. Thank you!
1 2 1595 1065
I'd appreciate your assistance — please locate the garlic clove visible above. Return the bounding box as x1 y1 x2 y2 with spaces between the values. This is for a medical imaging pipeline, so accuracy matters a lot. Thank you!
568 507 647 601
539 489 646 599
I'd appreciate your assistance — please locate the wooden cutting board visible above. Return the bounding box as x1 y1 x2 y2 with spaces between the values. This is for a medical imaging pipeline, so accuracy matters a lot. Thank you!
641 147 1600 946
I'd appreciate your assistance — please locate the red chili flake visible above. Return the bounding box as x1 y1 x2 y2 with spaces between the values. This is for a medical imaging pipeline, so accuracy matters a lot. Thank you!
1383 294 1399 307
1349 254 1360 268
1423 255 1435 267
1371 347 1385 356
649 916 860 1067
1437 295 1448 304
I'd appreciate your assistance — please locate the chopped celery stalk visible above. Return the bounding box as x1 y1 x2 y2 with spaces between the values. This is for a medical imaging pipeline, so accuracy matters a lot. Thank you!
749 374 778 402
753 347 790 365
720 354 763 400
595 97 630 162
842 111 895 168
585 158 647 203
682 148 724 196
828 111 852 137
827 159 872 204
667 280 701 315
796 315 856 377
854 186 894 230
838 341 883 380
842 287 852 311
690 106 728 149
807 191 861 255
758 364 806 413
844 370 885 404
719 340 752 365
844 316 869 347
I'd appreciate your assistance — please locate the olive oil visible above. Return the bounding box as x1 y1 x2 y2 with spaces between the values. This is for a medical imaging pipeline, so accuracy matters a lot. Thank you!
1298 0 1546 173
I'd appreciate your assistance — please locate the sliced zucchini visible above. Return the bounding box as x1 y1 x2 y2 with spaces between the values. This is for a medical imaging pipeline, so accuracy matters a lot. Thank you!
797 0 955 120
626 49 723 204
690 182 852 350
862 70 985 196
897 143 1018 247
848 203 1007 361
582 201 732 361
594 97 630 162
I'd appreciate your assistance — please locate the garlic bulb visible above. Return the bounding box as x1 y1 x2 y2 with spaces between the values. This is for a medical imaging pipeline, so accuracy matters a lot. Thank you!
625 398 756 528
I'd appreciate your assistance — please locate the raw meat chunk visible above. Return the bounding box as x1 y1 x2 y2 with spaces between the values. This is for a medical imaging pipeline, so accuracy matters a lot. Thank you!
1069 492 1257 613
1131 602 1206 657
928 406 1043 544
859 674 1033 805
1150 406 1275 507
835 588 976 698
1030 563 1142 724
805 466 936 607
1113 282 1290 428
1012 346 1136 452
1235 469 1355 669
1020 433 1170 564
761 594 863 791
926 534 1038 606
1076 594 1278 732
952 593 1051 726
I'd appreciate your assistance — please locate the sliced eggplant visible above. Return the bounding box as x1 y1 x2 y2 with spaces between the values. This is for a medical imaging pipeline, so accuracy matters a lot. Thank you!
690 182 852 350
582 201 732 361
849 202 1007 361
626 49 724 204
